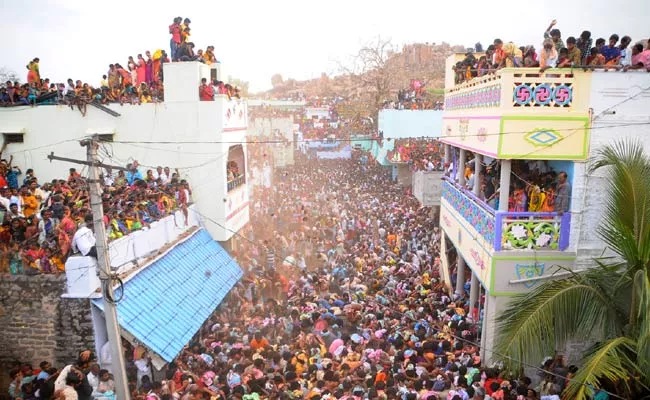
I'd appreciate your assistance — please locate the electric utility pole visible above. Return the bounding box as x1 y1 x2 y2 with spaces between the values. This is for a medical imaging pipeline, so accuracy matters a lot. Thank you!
49 135 130 400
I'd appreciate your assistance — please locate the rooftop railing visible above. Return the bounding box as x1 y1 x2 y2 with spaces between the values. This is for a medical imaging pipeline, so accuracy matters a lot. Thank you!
444 68 591 112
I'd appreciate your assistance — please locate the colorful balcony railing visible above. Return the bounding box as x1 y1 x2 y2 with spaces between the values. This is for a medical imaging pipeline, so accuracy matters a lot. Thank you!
441 178 570 251
441 179 495 243
495 212 570 251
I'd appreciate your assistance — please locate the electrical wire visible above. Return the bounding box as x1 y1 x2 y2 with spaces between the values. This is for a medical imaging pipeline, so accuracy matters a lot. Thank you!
58 149 627 398
108 120 650 146
3 137 89 155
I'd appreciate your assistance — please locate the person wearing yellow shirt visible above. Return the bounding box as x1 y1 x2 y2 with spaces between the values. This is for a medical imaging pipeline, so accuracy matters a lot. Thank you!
180 18 191 43
204 46 217 65
20 188 39 218
528 185 546 212
140 91 152 104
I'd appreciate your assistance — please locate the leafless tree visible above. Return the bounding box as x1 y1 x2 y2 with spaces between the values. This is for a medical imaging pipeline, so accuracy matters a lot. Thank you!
0 67 19 86
337 36 398 129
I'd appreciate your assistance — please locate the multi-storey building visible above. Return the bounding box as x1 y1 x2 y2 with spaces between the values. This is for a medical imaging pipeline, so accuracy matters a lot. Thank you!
0 62 248 370
438 58 650 359
0 61 249 243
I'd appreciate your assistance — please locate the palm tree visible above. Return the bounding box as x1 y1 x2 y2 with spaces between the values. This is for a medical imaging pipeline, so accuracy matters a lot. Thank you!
494 140 650 399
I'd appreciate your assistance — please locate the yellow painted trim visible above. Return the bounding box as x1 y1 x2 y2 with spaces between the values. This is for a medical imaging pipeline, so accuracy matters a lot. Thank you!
497 115 590 159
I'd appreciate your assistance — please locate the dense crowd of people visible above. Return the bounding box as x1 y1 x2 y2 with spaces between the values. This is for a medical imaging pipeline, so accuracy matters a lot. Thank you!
386 139 446 171
7 155 588 400
451 156 571 214
453 21 650 84
199 78 242 101
0 17 229 109
0 159 192 275
249 107 301 120
383 81 443 111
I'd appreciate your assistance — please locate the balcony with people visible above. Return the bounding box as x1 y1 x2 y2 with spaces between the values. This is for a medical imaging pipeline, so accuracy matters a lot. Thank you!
0 160 194 278
226 146 246 193
440 150 573 254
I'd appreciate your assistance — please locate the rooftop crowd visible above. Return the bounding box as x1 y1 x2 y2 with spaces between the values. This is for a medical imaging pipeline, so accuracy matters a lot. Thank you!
383 81 443 111
0 159 192 275
453 20 650 84
0 17 228 110
386 139 446 172
7 154 589 400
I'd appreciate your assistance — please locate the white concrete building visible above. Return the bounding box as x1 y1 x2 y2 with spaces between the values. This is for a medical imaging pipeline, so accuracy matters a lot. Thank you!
437 61 650 361
0 61 249 242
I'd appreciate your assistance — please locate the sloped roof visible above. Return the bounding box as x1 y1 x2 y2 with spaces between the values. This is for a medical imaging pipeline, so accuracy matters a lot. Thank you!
93 229 242 362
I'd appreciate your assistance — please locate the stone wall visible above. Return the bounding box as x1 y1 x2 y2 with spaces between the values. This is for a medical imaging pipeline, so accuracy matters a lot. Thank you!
0 275 95 395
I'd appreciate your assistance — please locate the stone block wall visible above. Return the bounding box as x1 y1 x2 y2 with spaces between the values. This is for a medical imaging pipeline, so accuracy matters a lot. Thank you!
0 275 95 395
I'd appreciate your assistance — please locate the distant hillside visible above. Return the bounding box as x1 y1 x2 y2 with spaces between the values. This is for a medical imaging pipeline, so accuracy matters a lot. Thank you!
262 42 465 102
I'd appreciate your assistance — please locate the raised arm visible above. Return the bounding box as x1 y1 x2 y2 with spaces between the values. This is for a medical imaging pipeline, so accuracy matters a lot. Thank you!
545 19 557 35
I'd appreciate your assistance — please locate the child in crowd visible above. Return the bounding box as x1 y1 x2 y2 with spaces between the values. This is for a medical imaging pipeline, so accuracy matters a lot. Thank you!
556 48 572 67
586 47 606 66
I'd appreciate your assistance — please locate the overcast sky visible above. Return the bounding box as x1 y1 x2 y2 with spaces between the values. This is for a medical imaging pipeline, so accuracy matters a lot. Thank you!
1 0 649 92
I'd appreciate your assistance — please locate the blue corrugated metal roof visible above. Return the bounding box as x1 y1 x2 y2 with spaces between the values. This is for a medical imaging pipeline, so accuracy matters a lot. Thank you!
92 229 243 362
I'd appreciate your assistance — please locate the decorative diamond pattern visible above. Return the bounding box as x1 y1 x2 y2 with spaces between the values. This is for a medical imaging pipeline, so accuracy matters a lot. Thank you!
524 128 563 147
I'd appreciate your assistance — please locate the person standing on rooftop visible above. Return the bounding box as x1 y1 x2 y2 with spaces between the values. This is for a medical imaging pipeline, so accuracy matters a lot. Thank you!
169 17 182 61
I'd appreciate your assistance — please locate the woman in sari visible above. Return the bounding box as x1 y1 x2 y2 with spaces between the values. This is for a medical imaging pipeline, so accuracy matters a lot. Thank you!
26 60 38 85
116 64 131 88
145 51 153 84
107 64 120 89
136 54 146 86
30 58 40 82
152 50 162 82
56 206 76 259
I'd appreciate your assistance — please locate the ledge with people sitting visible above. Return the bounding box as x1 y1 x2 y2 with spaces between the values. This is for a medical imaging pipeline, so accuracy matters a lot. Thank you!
452 20 650 86
386 138 446 171
0 160 192 276
1 17 229 111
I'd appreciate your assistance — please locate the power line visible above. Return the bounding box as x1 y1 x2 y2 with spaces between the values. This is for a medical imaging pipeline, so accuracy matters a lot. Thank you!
106 121 650 146
3 137 90 155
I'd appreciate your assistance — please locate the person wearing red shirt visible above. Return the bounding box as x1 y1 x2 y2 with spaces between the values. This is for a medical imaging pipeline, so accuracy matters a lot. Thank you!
169 17 182 61
199 78 214 101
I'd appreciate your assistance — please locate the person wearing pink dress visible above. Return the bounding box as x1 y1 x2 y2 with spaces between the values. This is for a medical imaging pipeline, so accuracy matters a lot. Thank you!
137 54 147 85
145 51 153 83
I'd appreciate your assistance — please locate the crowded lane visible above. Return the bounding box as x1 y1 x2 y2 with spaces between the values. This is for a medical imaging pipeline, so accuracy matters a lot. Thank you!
170 156 504 400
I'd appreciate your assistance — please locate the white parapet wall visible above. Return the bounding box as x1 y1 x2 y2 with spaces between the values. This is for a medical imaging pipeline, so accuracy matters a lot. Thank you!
412 171 444 206
64 205 200 298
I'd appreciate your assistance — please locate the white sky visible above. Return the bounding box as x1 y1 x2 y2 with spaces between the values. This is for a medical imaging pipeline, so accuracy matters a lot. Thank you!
1 0 649 92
